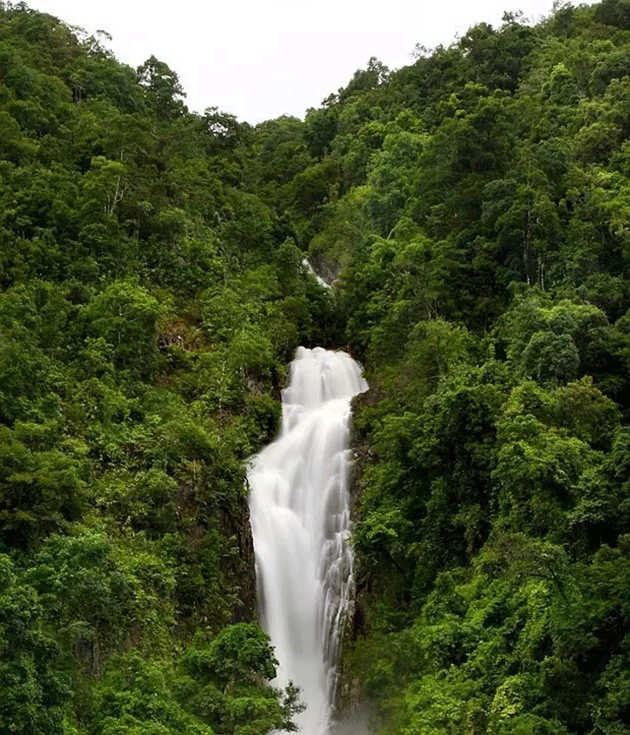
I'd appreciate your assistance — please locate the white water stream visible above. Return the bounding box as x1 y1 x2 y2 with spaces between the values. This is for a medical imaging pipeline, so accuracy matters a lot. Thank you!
248 347 368 734
302 258 331 289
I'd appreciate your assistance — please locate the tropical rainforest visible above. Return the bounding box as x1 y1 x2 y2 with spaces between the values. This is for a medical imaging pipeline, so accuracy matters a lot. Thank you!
1 0 630 732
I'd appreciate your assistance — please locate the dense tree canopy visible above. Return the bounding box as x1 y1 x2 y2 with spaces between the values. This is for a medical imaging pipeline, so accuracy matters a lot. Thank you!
0 1 333 731
3 0 630 733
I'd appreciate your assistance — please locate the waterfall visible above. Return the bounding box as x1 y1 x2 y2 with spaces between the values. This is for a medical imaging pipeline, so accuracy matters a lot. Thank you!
302 258 331 289
248 346 368 734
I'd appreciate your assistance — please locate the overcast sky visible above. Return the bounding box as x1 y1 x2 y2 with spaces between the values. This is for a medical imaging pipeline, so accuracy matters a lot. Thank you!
29 0 586 124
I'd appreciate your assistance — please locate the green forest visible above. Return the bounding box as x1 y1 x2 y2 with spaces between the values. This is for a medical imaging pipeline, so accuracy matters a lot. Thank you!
2 0 630 732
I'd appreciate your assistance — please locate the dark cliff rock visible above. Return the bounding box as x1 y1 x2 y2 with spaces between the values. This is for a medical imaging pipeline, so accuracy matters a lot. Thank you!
309 249 342 285
334 386 380 718
221 496 257 624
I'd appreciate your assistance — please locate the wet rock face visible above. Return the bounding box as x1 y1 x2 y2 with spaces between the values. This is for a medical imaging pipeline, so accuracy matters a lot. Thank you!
347 391 371 637
222 498 257 623
347 390 377 505
334 388 378 718
309 250 342 286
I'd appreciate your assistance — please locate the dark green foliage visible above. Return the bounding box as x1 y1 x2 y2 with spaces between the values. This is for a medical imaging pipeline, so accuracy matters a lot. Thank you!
176 625 304 734
85 628 300 735
0 555 69 734
0 3 327 732
266 3 630 733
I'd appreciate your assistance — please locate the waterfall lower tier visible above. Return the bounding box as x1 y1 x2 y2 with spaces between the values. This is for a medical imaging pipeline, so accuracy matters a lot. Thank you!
248 347 368 734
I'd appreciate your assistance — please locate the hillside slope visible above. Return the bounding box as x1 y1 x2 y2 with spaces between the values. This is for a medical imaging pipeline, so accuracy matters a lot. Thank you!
3 1 630 733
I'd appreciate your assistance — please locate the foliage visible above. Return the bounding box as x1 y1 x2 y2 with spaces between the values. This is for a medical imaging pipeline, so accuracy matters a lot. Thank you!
0 554 69 734
4 1 630 733
285 3 630 734
0 2 323 731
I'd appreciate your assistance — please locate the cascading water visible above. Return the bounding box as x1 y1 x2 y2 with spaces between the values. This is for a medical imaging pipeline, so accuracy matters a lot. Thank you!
302 258 331 289
248 347 368 734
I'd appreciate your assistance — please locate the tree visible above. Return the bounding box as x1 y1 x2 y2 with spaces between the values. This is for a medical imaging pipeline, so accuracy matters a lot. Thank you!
0 555 69 735
178 625 304 734
80 281 162 378
137 56 186 119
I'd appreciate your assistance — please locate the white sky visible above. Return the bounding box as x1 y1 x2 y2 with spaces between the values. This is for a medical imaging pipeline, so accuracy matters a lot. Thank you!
29 0 585 124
